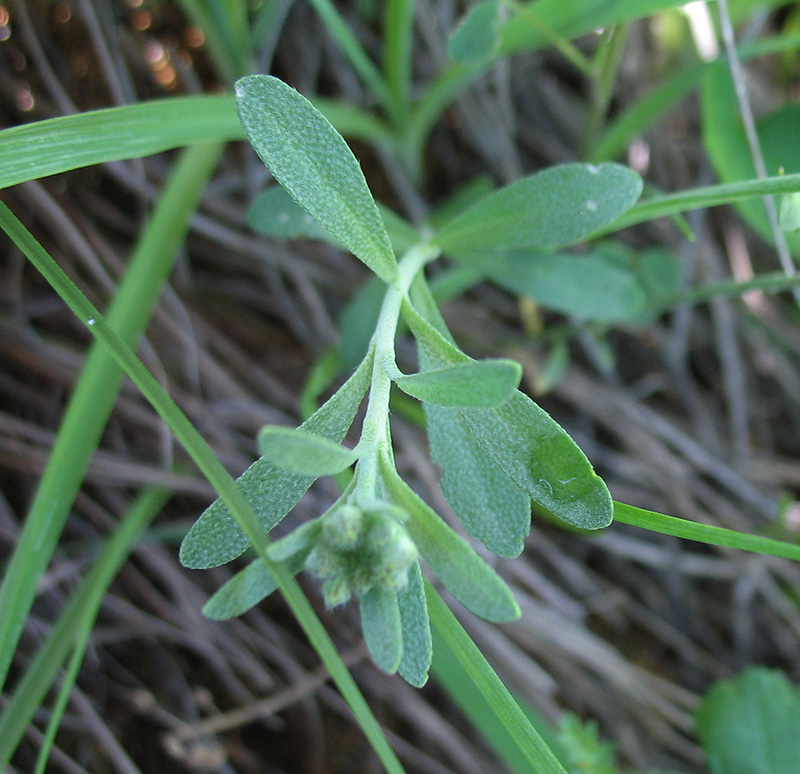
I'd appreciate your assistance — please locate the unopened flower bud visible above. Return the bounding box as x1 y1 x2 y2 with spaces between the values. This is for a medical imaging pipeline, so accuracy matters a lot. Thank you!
322 576 352 607
305 545 342 579
322 504 363 550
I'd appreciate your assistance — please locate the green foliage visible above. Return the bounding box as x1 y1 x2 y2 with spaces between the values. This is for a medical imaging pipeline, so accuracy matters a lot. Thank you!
447 0 502 64
696 668 800 774
258 426 359 475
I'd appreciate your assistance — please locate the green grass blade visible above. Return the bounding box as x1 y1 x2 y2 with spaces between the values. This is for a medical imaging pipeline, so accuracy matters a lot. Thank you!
0 487 171 771
0 142 223 690
0 97 241 189
307 0 392 111
3 206 406 774
384 0 416 120
614 502 800 560
611 172 800 231
426 582 570 774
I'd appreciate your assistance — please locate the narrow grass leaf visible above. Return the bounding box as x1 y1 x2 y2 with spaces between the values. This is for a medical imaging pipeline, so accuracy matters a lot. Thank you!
360 586 403 674
203 554 306 619
397 562 432 687
432 163 642 254
180 348 373 569
0 144 222 691
426 584 570 774
382 461 520 622
695 668 800 774
394 359 522 408
235 75 397 282
448 0 501 64
258 426 358 476
461 393 613 531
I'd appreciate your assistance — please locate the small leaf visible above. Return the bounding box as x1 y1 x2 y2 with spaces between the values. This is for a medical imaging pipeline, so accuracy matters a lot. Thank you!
425 402 531 556
779 191 800 232
258 426 359 475
461 393 613 531
202 554 304 620
248 186 337 242
695 667 800 774
448 0 501 64
469 250 648 323
381 461 520 623
235 75 397 282
396 562 432 687
360 585 403 674
180 349 373 569
433 163 643 254
394 359 522 408
267 519 323 562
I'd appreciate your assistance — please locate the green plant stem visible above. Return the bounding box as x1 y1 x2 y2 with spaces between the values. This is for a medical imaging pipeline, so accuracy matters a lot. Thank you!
426 582 570 774
1 203 406 774
0 487 171 771
666 271 800 307
614 502 800 560
0 142 222 691
356 245 439 496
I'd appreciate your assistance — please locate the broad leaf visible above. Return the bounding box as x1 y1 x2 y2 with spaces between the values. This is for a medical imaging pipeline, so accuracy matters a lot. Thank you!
396 562 432 687
405 301 612 531
382 461 520 623
179 349 373 569
448 0 502 64
432 163 642 254
258 426 358 475
360 586 403 674
235 75 397 282
461 393 613 530
695 668 800 774
202 554 305 620
394 359 522 408
248 186 336 242
467 250 648 323
425 402 531 556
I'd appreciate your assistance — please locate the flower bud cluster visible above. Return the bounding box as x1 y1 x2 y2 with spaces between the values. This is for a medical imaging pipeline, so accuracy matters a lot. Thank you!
304 502 417 607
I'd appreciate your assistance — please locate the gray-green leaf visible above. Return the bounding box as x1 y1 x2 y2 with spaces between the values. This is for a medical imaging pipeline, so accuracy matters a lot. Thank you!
179 349 373 570
360 586 403 674
202 554 304 620
394 359 522 408
470 250 648 323
448 0 502 64
258 426 358 475
235 75 397 282
432 163 643 254
396 562 432 687
248 186 337 242
381 461 520 623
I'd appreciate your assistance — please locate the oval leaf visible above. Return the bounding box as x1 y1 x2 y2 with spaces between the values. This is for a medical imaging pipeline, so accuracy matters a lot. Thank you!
360 586 403 674
396 562 432 687
448 0 501 64
395 359 522 408
235 75 397 282
433 163 643 254
258 426 358 476
382 462 520 623
179 349 373 569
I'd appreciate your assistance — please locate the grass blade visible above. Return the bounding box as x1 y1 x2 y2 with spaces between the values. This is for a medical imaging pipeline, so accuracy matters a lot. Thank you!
3 204 406 774
0 488 170 771
426 582 570 774
614 502 800 560
0 143 223 690
0 97 241 189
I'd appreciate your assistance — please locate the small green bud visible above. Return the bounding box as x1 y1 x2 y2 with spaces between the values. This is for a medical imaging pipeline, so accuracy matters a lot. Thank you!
305 545 343 579
365 515 404 554
322 576 352 607
380 534 417 575
322 504 364 549
383 565 413 592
